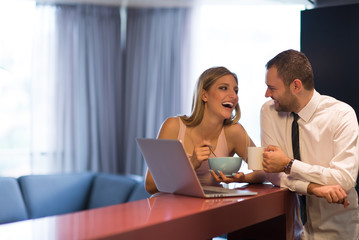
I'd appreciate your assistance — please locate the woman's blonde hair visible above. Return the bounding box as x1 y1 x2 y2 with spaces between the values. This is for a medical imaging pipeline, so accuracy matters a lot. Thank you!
180 66 241 127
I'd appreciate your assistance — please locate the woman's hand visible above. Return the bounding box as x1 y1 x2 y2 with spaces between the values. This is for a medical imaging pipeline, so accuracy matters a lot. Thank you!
210 170 246 184
210 170 266 184
190 140 212 169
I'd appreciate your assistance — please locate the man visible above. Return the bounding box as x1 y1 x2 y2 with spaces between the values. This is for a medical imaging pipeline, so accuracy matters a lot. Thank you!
261 49 359 240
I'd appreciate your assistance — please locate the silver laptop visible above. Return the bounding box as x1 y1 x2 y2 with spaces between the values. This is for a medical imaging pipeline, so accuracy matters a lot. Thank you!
136 138 257 198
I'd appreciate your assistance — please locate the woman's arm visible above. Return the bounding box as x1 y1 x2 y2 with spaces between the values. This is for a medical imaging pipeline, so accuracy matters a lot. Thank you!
226 123 254 162
145 170 158 195
211 169 266 184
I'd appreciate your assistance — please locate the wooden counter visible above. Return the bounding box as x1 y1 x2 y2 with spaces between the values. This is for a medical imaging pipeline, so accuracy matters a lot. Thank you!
0 183 296 240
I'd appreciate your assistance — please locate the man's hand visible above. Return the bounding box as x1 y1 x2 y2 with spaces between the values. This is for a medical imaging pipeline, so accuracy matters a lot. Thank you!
262 145 291 173
307 183 350 208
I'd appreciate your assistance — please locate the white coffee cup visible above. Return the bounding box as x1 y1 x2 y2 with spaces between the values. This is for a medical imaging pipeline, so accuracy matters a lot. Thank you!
248 147 265 170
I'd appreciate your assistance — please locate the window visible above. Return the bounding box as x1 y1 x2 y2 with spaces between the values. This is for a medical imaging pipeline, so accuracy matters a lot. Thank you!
188 4 306 146
0 1 36 176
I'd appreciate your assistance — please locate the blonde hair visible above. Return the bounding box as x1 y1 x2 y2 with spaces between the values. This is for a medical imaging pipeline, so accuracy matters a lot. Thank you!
180 66 241 127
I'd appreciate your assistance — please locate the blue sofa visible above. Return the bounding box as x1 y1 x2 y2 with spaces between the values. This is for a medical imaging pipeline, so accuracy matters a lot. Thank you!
0 172 150 224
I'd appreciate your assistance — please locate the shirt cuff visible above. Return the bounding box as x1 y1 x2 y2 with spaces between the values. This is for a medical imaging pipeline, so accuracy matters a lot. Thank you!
293 179 310 195
290 160 310 195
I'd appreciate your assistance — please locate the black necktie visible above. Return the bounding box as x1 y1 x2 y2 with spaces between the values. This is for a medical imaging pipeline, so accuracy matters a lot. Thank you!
291 112 307 225
291 112 301 160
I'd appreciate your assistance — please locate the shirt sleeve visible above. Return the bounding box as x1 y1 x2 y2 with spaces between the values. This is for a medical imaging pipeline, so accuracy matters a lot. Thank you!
265 172 310 195
289 107 359 192
260 102 310 195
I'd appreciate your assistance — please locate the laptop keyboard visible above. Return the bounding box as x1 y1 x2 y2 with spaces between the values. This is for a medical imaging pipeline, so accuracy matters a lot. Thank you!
202 186 235 193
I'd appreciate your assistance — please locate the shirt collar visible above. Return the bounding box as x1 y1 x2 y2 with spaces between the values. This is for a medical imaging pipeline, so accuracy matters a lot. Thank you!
297 90 320 122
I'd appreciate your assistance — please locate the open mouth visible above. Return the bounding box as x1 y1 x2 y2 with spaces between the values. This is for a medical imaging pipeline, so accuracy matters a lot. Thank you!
222 102 234 109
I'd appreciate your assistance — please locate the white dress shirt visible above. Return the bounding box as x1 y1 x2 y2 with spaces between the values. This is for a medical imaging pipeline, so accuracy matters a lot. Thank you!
261 90 359 240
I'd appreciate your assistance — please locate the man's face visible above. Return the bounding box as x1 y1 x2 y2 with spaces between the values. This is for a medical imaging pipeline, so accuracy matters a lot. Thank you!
265 67 299 112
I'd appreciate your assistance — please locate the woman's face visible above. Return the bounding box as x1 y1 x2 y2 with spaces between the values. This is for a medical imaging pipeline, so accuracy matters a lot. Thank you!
202 74 239 120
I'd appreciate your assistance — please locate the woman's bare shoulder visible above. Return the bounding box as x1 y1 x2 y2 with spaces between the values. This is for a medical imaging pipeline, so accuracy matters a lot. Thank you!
161 117 180 129
158 117 180 139
224 122 246 137
225 122 255 148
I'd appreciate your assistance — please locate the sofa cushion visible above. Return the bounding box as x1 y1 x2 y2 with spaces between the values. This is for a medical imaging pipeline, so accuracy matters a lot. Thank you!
88 173 139 209
0 178 28 224
18 172 95 219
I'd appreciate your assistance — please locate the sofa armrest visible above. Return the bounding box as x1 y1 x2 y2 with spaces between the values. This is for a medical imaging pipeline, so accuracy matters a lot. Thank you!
0 178 28 224
128 180 151 202
126 175 151 202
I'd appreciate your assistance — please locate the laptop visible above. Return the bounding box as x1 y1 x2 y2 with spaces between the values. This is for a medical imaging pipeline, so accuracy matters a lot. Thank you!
136 138 257 198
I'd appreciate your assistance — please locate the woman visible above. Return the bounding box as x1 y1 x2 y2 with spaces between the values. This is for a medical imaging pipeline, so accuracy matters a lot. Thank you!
145 66 265 194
